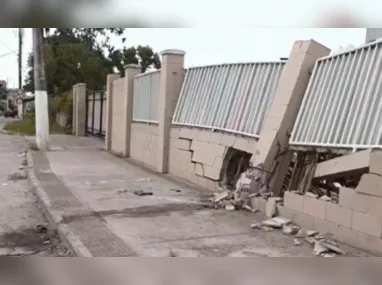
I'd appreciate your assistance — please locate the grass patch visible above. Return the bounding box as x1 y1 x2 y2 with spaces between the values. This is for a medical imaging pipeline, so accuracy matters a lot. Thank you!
3 118 68 136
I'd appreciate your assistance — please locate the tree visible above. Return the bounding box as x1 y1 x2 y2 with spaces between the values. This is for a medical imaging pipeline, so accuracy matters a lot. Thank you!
23 28 162 94
107 45 161 76
24 43 108 94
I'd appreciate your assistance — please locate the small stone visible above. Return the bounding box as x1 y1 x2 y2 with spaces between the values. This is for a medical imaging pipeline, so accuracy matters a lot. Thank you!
319 195 332 202
225 203 235 211
250 222 261 229
136 178 151 182
293 238 301 246
313 241 329 256
261 226 274 232
305 192 318 199
282 224 299 235
265 198 277 218
133 190 153 196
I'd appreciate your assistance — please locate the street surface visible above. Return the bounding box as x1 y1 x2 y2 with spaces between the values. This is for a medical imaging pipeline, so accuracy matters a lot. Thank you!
0 116 69 258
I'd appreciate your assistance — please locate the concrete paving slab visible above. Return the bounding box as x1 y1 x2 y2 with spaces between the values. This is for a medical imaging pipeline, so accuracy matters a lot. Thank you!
28 134 373 257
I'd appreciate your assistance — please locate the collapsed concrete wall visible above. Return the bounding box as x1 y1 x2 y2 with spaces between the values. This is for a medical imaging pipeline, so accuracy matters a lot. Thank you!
279 150 382 255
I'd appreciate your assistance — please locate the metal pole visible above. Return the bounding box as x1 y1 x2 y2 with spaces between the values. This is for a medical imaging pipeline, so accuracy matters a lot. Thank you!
32 28 50 150
18 28 23 90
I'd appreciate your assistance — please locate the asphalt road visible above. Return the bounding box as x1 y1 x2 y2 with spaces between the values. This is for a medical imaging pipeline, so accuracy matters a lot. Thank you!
0 117 70 259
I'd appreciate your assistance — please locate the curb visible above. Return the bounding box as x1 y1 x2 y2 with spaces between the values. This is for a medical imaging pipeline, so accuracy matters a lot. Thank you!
26 150 93 257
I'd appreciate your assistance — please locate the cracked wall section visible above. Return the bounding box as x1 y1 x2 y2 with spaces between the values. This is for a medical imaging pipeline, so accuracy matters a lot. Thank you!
169 126 258 191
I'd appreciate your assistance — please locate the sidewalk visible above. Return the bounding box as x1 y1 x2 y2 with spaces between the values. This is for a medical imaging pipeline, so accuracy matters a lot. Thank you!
26 135 369 257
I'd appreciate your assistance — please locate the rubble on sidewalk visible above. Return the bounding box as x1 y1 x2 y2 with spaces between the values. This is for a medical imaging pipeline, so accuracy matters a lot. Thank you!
208 162 283 214
207 161 347 257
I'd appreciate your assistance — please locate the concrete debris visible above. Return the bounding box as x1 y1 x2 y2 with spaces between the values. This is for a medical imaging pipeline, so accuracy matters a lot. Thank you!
321 241 346 255
242 204 258 213
272 216 291 225
313 241 329 255
136 178 151 182
282 224 299 235
319 195 332 202
305 237 316 245
214 191 230 203
262 218 284 229
225 203 236 211
133 190 153 196
305 192 318 199
321 253 336 257
307 230 318 237
313 240 345 256
19 165 25 170
265 198 277 218
261 226 274 232
295 229 308 238
293 238 301 246
250 222 261 229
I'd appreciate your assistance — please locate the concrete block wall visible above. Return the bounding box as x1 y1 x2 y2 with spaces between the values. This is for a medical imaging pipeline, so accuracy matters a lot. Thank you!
281 184 382 255
130 123 159 169
110 77 126 155
168 126 257 191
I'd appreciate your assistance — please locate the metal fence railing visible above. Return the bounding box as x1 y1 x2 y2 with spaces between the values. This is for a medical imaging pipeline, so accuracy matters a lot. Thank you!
86 90 106 138
172 62 286 138
290 38 382 150
132 70 160 123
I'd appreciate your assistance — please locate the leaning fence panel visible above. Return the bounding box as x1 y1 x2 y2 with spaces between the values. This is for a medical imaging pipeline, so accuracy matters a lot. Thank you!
290 39 382 150
172 62 286 138
132 70 161 123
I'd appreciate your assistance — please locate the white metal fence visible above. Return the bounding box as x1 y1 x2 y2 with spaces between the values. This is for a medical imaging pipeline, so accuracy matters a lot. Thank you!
172 62 286 138
132 70 161 123
290 39 382 150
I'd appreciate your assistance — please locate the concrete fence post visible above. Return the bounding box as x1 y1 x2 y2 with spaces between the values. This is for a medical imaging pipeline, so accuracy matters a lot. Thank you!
72 84 77 135
157 49 186 173
105 74 120 150
252 40 331 196
122 64 141 157
72 83 87 136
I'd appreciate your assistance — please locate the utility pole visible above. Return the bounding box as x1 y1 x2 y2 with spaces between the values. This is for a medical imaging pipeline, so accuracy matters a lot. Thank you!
32 28 50 150
18 28 23 89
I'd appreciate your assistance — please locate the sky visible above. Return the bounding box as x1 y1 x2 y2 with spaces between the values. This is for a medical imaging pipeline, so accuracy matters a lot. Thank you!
0 28 367 89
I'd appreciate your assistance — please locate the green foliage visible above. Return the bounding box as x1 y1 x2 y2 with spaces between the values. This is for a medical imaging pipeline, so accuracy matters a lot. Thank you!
3 111 67 136
54 92 73 130
24 43 108 94
23 29 161 94
0 101 6 112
